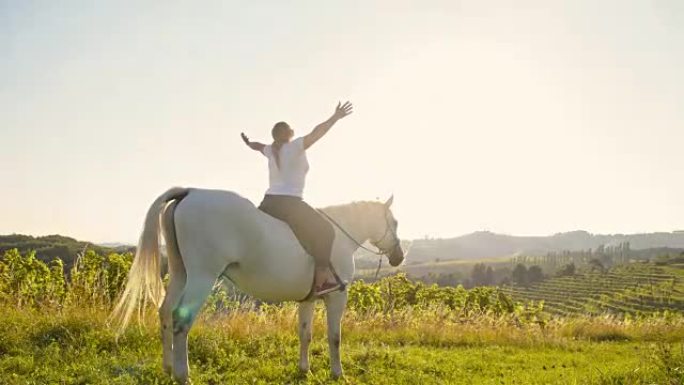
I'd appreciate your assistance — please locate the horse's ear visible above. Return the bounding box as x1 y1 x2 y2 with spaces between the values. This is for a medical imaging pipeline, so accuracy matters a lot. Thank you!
384 194 394 208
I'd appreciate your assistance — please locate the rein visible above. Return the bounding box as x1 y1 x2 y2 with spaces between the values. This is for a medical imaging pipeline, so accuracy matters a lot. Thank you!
317 210 384 256
317 209 399 279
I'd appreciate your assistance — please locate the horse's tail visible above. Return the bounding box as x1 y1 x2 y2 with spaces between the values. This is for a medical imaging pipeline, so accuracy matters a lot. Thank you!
111 187 190 335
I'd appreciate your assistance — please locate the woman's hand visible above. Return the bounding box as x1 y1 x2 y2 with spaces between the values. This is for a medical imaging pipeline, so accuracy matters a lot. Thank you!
333 101 353 120
241 132 265 152
304 101 353 150
241 132 251 146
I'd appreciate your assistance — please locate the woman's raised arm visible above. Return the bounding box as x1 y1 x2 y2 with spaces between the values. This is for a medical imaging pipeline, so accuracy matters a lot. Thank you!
303 101 353 150
241 132 266 153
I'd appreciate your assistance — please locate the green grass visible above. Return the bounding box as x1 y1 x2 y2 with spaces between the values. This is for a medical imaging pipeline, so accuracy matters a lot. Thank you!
1 305 683 385
1 249 683 384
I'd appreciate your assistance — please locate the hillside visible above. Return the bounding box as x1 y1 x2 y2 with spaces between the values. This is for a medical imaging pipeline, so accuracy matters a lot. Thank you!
0 234 134 267
503 262 684 316
401 230 684 263
5 230 684 269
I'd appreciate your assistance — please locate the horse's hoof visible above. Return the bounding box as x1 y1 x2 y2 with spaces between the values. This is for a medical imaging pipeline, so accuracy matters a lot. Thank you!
331 370 343 380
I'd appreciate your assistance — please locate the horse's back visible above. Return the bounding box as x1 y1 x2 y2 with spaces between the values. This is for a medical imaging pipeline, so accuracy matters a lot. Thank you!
174 188 283 252
172 188 313 300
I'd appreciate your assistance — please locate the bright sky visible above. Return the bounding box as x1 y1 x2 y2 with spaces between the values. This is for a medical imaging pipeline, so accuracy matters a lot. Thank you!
1 1 683 243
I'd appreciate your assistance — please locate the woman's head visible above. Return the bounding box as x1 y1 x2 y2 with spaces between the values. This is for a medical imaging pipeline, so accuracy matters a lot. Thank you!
271 122 294 168
272 122 294 143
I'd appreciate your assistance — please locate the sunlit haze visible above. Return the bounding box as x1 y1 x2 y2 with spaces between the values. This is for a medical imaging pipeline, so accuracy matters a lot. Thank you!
2 1 683 243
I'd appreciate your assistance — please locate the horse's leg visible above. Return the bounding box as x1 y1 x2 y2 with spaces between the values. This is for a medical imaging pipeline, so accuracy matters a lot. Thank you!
160 274 184 375
324 291 348 379
160 201 186 375
171 273 215 384
298 301 315 372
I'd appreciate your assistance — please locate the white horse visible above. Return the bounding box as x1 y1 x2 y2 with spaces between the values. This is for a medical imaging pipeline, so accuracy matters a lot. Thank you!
112 187 404 383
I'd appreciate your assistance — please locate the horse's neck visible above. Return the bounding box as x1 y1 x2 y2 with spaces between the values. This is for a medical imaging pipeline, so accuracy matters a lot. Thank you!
320 202 374 247
320 202 380 281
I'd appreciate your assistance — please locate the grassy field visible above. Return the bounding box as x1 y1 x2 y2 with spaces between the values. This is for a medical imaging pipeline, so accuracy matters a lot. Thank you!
1 249 683 384
1 305 683 385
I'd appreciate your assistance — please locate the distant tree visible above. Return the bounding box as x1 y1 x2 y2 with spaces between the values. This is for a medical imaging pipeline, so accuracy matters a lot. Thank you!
588 258 605 273
495 267 511 284
595 244 605 255
511 264 528 286
527 265 544 284
470 263 487 286
556 263 576 277
599 254 613 268
435 273 462 286
484 266 495 286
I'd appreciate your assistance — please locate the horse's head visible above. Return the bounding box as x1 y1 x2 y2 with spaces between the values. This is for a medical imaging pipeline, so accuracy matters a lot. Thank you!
369 195 405 267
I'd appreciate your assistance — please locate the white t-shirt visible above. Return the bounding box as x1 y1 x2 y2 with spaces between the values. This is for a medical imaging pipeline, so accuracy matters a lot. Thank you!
262 137 310 198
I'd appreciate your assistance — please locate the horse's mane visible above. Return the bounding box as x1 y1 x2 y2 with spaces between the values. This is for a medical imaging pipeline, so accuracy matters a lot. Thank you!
318 201 385 234
319 200 383 216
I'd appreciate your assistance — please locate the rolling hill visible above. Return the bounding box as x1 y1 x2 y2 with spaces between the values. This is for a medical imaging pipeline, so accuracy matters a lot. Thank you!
0 234 134 267
400 230 684 263
503 262 684 316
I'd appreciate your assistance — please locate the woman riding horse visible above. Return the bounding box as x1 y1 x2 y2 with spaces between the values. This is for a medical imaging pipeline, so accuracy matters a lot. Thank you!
240 101 353 296
112 100 404 381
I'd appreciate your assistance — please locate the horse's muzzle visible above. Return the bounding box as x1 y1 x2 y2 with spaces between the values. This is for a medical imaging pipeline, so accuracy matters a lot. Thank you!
388 246 405 267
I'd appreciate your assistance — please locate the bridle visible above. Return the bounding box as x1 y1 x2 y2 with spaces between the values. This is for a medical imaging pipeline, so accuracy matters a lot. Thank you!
317 208 401 278
317 209 401 256
370 214 401 255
